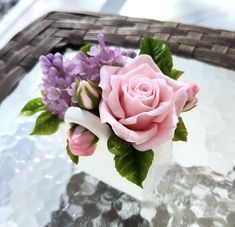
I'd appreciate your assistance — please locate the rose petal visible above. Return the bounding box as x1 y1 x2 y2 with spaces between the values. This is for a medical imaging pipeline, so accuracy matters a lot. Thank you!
108 75 125 118
100 101 158 144
120 84 153 117
119 63 161 84
117 55 162 75
99 65 120 102
120 114 156 131
119 79 174 126
174 87 188 116
133 110 178 151
129 77 158 107
119 101 172 129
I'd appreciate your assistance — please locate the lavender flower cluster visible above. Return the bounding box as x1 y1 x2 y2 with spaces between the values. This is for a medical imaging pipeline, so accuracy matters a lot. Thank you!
39 33 136 120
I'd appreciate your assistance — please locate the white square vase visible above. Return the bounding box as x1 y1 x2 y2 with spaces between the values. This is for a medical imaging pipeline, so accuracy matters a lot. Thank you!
64 107 173 203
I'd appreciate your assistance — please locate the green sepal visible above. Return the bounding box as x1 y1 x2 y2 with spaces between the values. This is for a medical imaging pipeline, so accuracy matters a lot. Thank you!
107 134 154 188
87 80 102 94
69 123 78 133
66 141 79 165
30 111 61 135
21 98 45 116
91 136 99 145
75 80 80 91
183 105 197 112
170 69 184 80
80 44 92 56
84 86 99 109
76 87 86 109
173 117 188 142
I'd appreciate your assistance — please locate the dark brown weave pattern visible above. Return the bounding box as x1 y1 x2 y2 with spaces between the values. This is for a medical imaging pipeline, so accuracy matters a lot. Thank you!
0 11 235 102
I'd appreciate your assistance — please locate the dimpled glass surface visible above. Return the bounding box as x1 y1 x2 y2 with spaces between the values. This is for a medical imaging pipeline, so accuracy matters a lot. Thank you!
0 52 235 227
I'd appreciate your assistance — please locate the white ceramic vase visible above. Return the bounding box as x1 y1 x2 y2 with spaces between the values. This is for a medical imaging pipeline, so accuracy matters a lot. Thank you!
64 107 173 203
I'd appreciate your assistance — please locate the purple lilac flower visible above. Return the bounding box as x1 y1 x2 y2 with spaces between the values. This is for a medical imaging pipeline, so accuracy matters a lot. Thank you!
88 33 136 66
68 51 100 84
121 49 137 58
69 33 137 84
39 53 76 120
40 33 136 119
67 82 78 104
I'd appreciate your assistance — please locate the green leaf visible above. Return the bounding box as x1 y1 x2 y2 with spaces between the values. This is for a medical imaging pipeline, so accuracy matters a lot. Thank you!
21 98 45 116
80 43 92 55
140 37 173 76
107 134 131 156
173 117 188 142
30 111 61 135
107 134 154 187
66 142 79 164
170 69 184 80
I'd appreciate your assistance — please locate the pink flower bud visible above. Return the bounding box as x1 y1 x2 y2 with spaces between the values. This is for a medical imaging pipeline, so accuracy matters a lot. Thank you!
183 83 199 111
68 125 98 156
76 80 100 110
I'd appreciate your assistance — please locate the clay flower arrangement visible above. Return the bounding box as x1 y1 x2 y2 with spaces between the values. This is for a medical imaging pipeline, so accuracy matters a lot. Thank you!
21 34 199 187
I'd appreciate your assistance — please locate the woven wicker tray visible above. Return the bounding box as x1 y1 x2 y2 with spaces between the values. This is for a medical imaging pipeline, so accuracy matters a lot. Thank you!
0 11 235 103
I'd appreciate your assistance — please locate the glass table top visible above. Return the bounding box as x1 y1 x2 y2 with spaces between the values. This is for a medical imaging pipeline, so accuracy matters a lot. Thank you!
0 52 235 226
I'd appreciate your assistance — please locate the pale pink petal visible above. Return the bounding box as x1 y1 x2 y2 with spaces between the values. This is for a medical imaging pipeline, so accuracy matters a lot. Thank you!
153 78 175 122
68 125 97 157
174 87 188 116
129 77 158 107
99 101 158 144
133 110 178 151
72 125 85 135
182 82 199 111
120 99 174 126
120 84 153 117
79 81 93 109
99 66 120 102
139 95 155 107
108 75 125 118
119 79 174 126
120 114 156 131
118 63 160 85
163 75 184 92
79 131 96 149
117 55 162 75
80 144 96 156
113 121 159 145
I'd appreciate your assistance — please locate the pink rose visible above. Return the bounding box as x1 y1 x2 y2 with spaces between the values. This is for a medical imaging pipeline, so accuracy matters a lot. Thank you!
99 55 198 151
68 125 98 156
